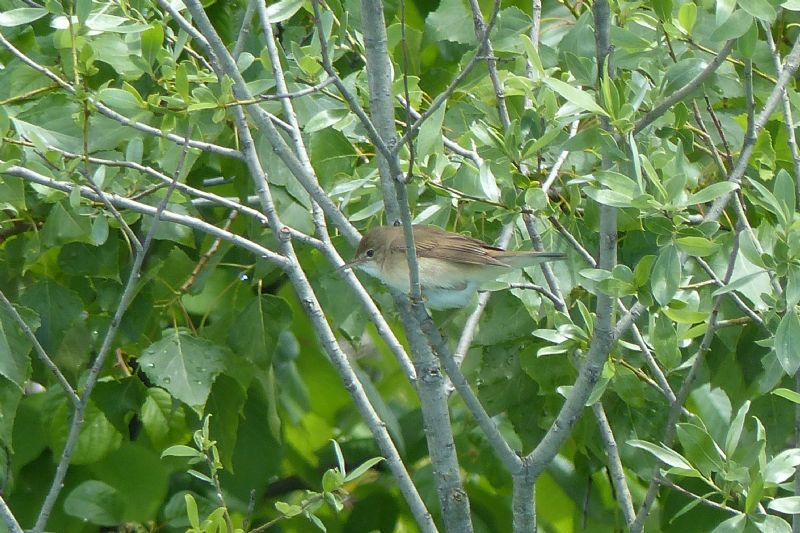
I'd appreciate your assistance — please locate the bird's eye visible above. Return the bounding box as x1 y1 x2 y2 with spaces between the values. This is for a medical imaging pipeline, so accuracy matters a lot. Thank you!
366 249 375 258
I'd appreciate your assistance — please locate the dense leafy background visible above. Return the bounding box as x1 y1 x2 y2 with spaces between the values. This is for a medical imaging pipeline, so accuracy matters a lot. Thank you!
2 0 800 531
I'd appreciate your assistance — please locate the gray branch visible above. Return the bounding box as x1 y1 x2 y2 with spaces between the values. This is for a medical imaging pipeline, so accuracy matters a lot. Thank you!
632 40 735 135
706 32 800 222
0 497 22 533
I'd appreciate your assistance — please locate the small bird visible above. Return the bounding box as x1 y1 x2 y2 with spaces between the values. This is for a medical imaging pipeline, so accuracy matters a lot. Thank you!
342 224 564 309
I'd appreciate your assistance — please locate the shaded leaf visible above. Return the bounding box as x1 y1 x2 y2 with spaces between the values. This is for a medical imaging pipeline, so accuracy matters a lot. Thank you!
628 439 694 469
64 481 125 526
543 77 608 116
775 310 800 375
651 244 681 306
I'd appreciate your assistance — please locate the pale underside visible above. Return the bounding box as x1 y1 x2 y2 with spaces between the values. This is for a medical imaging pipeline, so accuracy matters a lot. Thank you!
357 257 511 309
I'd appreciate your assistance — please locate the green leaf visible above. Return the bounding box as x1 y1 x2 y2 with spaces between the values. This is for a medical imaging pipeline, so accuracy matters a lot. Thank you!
275 501 304 517
426 0 476 45
725 401 750 457
187 469 212 483
0 378 23 450
90 442 169 523
786 265 800 307
304 108 349 133
307 511 327 531
0 174 26 213
416 99 447 160
0 304 37 390
140 387 187 450
138 329 229 410
598 170 641 196
709 10 753 41
228 295 292 368
634 255 656 287
64 481 125 526
774 169 796 225
50 401 123 465
651 244 681 306
773 388 800 404
76 0 92 25
628 439 695 470
711 270 766 297
41 202 93 246
751 515 792 533
677 2 697 33
663 58 708 97
770 497 800 514
185 493 201 530
91 214 110 246
710 514 746 533
141 23 164 67
542 77 608 116
675 236 720 257
747 177 788 227
345 457 385 482
652 0 673 20
775 310 800 375
265 0 305 23
653 313 681 369
161 445 203 459
84 14 150 33
686 182 738 205
479 163 500 202
737 0 776 21
332 440 346 476
764 449 800 485
322 468 344 492
0 8 47 26
521 35 544 77
663 307 708 325
584 187 632 208
676 423 725 476
521 126 562 159
737 18 758 58
19 280 83 354
716 0 737 21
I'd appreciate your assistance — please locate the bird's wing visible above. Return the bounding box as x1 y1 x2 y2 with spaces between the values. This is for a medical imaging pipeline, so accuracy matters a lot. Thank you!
391 225 509 267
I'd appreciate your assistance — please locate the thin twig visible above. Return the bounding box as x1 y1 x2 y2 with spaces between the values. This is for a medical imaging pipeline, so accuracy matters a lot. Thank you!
161 0 361 245
0 497 22 533
394 1 502 153
33 128 194 533
706 33 800 221
525 0 617 483
2 164 292 269
632 40 735 135
656 475 740 515
631 227 742 532
592 403 636 528
0 32 241 160
0 292 80 408
764 23 800 203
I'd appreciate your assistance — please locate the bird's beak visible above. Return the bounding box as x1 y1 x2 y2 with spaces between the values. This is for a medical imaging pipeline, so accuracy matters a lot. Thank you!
336 256 367 272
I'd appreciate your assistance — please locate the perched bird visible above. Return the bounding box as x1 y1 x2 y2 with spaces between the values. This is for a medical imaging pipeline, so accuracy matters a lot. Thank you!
342 224 564 309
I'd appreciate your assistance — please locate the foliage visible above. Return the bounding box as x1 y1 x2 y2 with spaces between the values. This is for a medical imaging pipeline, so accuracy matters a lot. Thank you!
1 0 800 532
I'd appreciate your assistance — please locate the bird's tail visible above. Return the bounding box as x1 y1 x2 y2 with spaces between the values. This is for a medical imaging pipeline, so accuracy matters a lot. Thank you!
496 251 566 268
